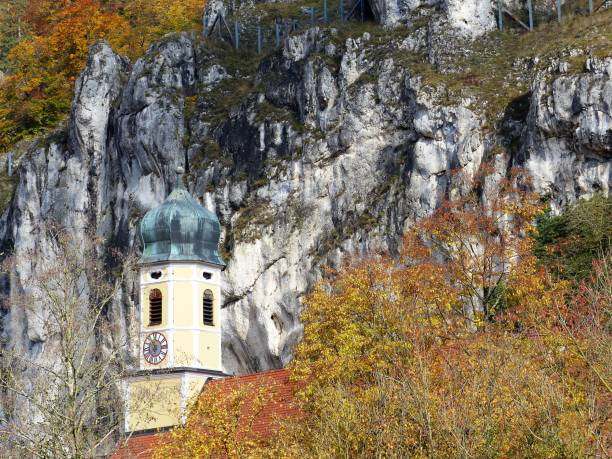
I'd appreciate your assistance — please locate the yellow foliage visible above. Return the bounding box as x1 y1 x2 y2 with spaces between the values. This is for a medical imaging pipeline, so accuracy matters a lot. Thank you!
143 189 610 458
154 382 271 459
121 0 203 58
268 189 610 458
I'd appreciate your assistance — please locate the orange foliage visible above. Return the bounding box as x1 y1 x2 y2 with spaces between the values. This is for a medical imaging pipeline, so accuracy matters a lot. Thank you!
43 0 128 77
0 0 128 150
121 0 205 58
25 0 67 35
0 0 204 152
400 171 549 332
273 186 610 458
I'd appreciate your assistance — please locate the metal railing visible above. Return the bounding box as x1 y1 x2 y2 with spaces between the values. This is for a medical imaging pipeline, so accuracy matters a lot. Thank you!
203 0 369 52
497 0 609 31
202 0 609 53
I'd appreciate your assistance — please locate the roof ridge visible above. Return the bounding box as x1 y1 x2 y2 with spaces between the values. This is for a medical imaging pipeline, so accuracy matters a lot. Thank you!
226 368 290 379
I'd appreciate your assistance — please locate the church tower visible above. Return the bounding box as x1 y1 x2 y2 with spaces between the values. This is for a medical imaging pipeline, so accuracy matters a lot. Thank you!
124 168 226 433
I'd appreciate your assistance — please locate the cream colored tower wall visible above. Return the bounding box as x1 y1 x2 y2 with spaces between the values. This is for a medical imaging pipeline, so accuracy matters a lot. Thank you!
126 376 182 431
124 260 223 432
138 261 222 371
125 372 212 432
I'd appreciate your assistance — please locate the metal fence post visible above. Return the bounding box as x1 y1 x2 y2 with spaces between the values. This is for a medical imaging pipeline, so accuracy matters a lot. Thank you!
310 8 315 25
497 0 503 31
7 152 12 177
360 0 364 21
339 0 344 21
527 0 533 31
234 20 239 49
556 0 561 22
588 0 593 14
324 0 328 22
257 25 262 54
204 16 209 36
275 22 280 47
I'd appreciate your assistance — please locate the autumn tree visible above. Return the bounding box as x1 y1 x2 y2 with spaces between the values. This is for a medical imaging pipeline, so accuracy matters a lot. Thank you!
265 187 608 457
0 0 128 152
0 0 206 153
290 172 553 391
121 0 204 58
0 0 29 70
400 171 550 329
530 252 612 454
153 380 273 459
0 227 134 458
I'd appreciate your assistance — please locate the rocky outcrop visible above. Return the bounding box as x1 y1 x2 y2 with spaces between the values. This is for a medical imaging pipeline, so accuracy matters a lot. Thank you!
1 43 129 352
0 22 610 378
517 57 611 211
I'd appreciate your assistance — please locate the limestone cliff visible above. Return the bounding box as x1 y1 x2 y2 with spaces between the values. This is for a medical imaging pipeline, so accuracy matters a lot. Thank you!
0 1 610 376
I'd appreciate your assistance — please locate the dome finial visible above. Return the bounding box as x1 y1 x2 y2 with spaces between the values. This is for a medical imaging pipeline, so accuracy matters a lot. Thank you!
175 166 185 190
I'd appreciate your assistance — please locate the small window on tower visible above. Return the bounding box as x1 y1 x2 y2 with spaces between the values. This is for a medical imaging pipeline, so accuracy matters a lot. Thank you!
150 271 162 280
149 289 162 326
203 290 214 326
202 272 212 280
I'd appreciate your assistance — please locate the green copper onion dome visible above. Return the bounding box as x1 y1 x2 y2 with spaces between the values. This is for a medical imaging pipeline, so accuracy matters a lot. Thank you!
139 168 225 266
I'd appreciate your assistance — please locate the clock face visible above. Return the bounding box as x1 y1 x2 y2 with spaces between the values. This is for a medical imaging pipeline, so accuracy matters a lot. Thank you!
143 332 168 365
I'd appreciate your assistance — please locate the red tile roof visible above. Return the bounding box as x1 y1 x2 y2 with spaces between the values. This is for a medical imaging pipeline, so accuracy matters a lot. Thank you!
112 368 298 459
110 431 167 459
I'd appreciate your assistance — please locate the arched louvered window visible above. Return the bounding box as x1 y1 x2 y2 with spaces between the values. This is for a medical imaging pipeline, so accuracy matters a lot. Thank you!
149 289 162 326
203 290 214 326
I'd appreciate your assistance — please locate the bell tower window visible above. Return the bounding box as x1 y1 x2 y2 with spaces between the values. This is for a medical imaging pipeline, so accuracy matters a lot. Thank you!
149 289 162 326
203 290 214 326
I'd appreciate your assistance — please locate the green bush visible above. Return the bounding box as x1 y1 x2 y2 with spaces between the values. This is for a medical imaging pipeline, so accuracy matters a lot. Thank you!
535 194 612 282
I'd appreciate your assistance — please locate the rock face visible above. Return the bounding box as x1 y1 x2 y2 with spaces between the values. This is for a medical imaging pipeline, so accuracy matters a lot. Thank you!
519 60 612 210
0 43 130 351
0 20 610 378
369 0 494 36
